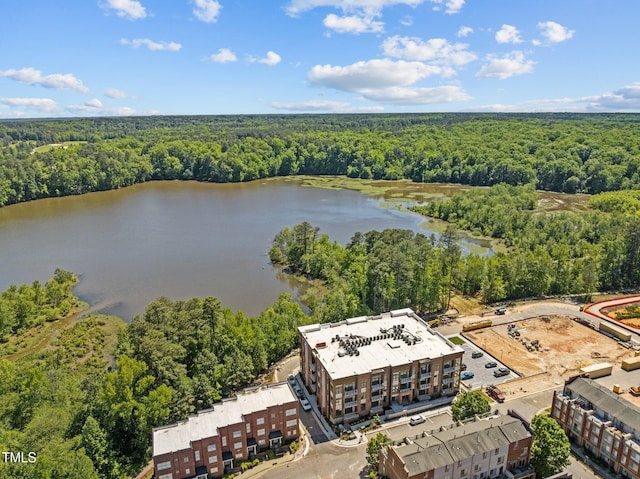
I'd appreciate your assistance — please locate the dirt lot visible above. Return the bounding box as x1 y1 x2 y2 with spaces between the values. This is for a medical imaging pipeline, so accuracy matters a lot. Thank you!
464 315 632 395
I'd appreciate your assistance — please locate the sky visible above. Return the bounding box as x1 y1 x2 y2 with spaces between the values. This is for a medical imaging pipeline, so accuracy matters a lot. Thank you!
1 0 640 118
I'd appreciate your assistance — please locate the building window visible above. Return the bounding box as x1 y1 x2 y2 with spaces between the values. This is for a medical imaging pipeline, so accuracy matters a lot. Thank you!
256 417 265 425
497 456 503 464
222 437 227 447
258 439 266 446
246 423 251 434
257 428 265 436
158 474 173 479
210 467 218 475
183 457 189 463
207 444 217 452
286 419 297 428
233 430 242 439
234 442 242 450
157 461 171 471
208 456 217 464
185 469 190 475
194 450 200 461
286 408 297 417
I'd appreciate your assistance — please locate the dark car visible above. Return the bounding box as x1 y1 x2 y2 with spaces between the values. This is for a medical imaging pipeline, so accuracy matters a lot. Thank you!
461 371 475 380
493 367 510 377
486 385 505 402
484 361 498 368
471 351 484 359
461 363 467 371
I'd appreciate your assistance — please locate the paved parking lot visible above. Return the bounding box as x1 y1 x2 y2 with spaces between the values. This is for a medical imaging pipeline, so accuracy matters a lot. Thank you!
457 340 518 388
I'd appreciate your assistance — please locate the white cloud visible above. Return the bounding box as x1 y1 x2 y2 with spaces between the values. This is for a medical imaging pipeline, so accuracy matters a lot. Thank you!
308 59 445 92
100 0 146 20
429 0 464 14
252 51 281 66
286 0 425 17
582 82 640 110
193 0 222 23
400 15 413 26
457 26 473 37
207 48 237 63
0 97 58 112
85 98 103 108
361 85 471 104
270 100 384 113
495 24 522 44
120 38 182 51
476 51 534 80
0 67 89 93
537 21 575 43
381 35 476 65
66 103 138 116
323 13 384 34
105 88 134 99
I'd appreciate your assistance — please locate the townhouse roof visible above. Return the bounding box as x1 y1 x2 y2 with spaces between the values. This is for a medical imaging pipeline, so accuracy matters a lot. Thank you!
395 415 531 476
564 377 640 432
298 308 463 380
152 382 297 457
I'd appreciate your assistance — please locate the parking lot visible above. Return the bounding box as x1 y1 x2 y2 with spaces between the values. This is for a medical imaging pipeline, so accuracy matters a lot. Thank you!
456 339 518 388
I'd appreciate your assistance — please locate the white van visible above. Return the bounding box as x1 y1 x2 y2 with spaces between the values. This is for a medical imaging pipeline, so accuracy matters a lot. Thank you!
409 415 426 426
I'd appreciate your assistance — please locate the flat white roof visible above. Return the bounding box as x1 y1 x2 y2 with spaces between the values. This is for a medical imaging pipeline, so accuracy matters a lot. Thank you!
299 309 463 380
153 382 296 457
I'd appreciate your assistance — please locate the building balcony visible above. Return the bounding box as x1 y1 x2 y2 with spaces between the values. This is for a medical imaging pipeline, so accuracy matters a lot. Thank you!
399 385 412 392
372 382 385 392
504 466 535 479
419 372 431 380
344 388 357 397
344 397 356 405
400 376 412 384
443 366 455 373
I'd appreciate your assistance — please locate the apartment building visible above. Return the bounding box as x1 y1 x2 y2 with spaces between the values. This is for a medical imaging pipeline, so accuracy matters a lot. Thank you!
551 377 640 479
379 414 534 479
298 308 464 424
152 383 299 479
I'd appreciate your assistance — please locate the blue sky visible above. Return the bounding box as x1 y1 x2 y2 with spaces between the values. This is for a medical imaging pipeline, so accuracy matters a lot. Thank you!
1 0 639 118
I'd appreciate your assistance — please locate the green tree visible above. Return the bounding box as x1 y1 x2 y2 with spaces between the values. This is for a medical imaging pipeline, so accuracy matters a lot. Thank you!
366 432 390 470
530 414 571 478
451 390 491 422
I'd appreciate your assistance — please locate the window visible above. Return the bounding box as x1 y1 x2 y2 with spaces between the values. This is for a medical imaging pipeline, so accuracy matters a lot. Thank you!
258 439 266 446
256 417 265 425
257 428 265 436
233 430 242 438
286 419 297 428
272 424 276 430
222 437 227 447
286 408 297 417
497 457 503 464
207 444 217 452
185 469 190 475
194 450 200 461
158 474 173 479
157 461 171 471
210 467 218 475
208 456 217 464
183 457 189 463
246 423 251 433
234 442 242 450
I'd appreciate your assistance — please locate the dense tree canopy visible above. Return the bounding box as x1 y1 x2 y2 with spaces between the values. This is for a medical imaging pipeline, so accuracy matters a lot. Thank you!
2 113 640 207
450 391 491 422
530 414 571 478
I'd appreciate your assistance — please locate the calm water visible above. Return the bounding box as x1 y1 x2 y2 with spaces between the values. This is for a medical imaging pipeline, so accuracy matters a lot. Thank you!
0 178 489 319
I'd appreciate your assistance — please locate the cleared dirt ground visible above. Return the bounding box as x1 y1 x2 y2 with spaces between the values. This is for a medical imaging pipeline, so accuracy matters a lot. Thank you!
464 315 632 395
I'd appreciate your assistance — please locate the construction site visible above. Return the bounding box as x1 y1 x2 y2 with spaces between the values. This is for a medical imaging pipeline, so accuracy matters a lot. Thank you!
463 314 638 398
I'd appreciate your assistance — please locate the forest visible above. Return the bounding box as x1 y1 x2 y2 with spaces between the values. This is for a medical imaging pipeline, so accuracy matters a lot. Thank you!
0 272 310 479
2 113 640 207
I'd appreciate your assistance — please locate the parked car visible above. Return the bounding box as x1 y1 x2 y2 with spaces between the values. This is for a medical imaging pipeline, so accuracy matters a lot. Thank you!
471 351 484 358
409 415 426 426
461 371 475 380
300 399 312 411
486 385 505 403
295 385 304 397
461 363 467 371
485 361 498 368
495 307 506 315
288 374 296 385
493 367 510 377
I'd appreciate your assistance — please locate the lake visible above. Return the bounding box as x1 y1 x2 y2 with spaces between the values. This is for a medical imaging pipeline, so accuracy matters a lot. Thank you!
0 177 491 319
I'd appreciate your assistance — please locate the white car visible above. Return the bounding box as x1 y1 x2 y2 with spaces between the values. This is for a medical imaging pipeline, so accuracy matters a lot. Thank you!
300 399 312 411
409 415 426 426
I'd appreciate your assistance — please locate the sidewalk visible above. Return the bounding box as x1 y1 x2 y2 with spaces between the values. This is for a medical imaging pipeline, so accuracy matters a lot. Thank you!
570 445 617 479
